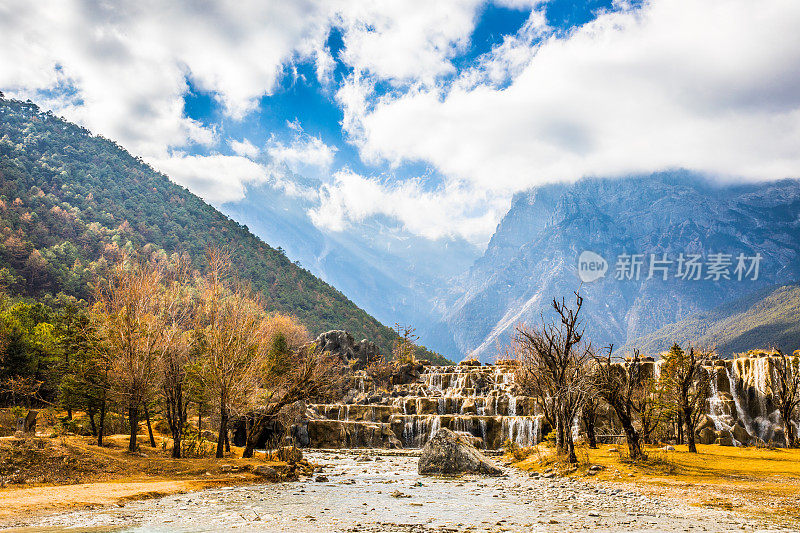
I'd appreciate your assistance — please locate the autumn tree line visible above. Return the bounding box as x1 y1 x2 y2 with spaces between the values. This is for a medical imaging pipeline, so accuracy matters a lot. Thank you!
0 248 343 459
512 292 800 463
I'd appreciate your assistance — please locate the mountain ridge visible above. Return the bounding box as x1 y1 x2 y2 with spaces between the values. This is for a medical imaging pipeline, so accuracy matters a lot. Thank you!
620 282 800 357
432 172 800 361
0 96 399 354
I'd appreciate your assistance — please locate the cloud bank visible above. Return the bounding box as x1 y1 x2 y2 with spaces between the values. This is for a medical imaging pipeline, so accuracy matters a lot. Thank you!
331 0 800 242
2 0 799 242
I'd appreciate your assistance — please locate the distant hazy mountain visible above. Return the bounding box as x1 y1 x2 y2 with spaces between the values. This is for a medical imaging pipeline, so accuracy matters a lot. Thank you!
434 172 800 361
621 283 800 357
222 177 477 359
0 96 399 354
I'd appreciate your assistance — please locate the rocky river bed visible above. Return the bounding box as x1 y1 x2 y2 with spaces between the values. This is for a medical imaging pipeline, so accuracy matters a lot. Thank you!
10 450 794 533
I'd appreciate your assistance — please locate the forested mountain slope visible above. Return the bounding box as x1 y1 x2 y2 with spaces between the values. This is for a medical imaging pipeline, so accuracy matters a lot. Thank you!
621 283 800 357
0 95 399 353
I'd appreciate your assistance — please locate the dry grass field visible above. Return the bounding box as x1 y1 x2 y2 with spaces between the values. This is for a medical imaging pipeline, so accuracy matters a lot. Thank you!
511 443 800 526
0 433 308 524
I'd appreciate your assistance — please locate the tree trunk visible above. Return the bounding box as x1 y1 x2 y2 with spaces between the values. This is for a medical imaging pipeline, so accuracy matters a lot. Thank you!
216 400 228 459
87 406 97 437
144 406 157 447
676 414 683 444
683 407 697 453
165 384 185 459
782 408 795 448
128 405 139 452
243 415 254 458
582 406 597 449
554 416 565 453
563 415 577 464
171 424 182 458
586 423 597 449
617 412 643 460
243 415 271 459
97 401 106 447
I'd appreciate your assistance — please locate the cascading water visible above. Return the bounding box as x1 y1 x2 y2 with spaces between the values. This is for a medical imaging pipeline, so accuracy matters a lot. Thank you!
302 352 796 450
308 362 543 449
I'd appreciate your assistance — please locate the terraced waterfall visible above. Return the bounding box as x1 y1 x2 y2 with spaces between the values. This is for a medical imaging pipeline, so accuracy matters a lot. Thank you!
288 349 799 451
297 362 543 449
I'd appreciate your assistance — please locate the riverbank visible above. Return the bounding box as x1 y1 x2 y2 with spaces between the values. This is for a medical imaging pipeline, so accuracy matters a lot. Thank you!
0 434 310 526
509 443 800 528
12 450 784 532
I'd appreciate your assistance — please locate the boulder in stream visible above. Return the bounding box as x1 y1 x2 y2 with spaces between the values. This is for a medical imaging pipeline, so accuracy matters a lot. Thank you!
418 428 502 476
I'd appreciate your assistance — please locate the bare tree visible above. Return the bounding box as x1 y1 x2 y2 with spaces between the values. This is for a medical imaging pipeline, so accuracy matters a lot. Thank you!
660 344 710 453
593 347 645 460
193 249 267 458
95 259 168 452
632 369 667 445
393 324 419 364
772 351 800 448
514 338 560 447
241 349 342 458
514 292 593 463
159 255 193 458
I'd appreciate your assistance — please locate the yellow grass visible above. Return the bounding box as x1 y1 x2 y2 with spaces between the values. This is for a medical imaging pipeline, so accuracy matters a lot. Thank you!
0 433 302 525
512 444 800 525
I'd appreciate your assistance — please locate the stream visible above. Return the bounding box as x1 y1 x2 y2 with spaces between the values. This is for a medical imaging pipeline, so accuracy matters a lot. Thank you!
11 450 791 533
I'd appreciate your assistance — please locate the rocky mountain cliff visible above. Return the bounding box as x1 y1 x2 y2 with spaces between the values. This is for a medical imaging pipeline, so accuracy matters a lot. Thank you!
434 172 800 361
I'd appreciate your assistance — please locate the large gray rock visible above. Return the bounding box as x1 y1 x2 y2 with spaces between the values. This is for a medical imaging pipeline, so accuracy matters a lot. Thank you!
697 427 717 445
418 428 502 476
731 421 753 444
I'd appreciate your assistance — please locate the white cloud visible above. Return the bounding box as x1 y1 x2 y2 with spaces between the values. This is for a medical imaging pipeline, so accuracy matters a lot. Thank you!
4 0 799 243
335 0 485 86
0 0 333 158
309 170 504 242
342 0 800 234
147 154 270 205
267 123 337 173
229 138 260 158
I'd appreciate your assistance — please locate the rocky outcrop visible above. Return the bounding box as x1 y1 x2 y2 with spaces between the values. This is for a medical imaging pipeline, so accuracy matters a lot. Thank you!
303 330 380 370
298 419 401 449
418 428 502 476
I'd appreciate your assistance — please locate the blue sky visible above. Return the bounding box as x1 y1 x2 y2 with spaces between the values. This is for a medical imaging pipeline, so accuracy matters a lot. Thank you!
182 0 617 188
2 0 798 247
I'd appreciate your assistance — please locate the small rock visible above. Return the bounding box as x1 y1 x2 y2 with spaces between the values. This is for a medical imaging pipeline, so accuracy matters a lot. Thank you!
314 475 329 482
391 490 411 498
253 465 279 481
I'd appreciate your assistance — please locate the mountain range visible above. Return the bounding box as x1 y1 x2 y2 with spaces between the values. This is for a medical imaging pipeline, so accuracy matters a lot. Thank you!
4 94 800 362
432 172 800 360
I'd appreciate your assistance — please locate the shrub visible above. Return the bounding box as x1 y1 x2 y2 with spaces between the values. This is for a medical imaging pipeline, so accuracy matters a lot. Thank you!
180 426 213 458
503 439 534 461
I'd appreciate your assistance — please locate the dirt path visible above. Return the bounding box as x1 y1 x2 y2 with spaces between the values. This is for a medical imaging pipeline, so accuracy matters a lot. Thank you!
7 450 791 533
0 479 217 521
